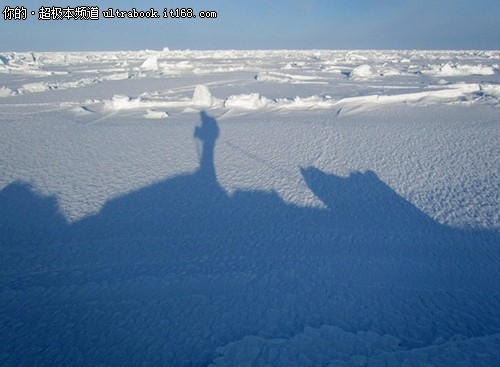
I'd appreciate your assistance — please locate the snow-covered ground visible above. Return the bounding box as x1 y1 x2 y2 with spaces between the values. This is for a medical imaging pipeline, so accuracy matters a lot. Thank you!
1 49 499 366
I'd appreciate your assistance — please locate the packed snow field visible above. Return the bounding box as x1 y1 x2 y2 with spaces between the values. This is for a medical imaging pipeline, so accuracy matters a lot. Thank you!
1 50 499 366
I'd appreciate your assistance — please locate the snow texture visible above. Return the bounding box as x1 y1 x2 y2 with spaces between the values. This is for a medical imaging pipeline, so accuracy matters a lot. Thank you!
0 49 499 366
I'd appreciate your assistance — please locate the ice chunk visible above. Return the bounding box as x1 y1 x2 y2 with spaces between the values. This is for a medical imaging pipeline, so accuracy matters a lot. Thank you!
0 86 12 97
140 55 158 71
192 85 213 108
20 82 49 93
350 64 376 78
103 72 130 81
480 83 500 98
105 94 139 110
224 93 274 110
426 63 496 77
144 109 168 119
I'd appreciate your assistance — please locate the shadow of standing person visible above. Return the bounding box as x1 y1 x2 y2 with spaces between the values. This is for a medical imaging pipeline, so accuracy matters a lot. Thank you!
195 111 220 183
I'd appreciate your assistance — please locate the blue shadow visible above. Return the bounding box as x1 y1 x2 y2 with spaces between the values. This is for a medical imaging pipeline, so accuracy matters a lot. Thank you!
1 112 499 366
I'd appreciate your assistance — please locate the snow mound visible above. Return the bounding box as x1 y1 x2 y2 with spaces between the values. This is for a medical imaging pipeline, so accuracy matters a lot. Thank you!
106 94 138 110
160 61 194 75
350 64 377 79
256 71 324 84
104 93 194 111
14 77 100 95
174 61 192 70
255 72 289 83
0 53 44 73
276 95 336 109
337 83 482 114
103 72 130 81
19 82 49 93
426 63 496 77
101 82 487 115
380 67 403 77
480 83 500 98
224 93 274 110
0 86 12 97
140 55 158 71
144 109 168 119
192 85 213 107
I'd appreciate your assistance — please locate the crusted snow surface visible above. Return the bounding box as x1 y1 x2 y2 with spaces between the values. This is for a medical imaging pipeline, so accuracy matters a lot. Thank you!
1 50 499 366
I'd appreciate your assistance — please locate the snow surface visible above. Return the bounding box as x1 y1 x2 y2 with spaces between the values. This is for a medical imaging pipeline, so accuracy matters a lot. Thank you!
0 49 499 366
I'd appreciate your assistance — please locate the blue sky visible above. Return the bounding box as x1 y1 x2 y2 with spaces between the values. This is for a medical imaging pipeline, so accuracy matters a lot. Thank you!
1 0 499 51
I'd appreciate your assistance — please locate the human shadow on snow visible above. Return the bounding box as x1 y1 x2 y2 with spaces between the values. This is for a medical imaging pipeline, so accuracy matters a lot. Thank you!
1 111 499 366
